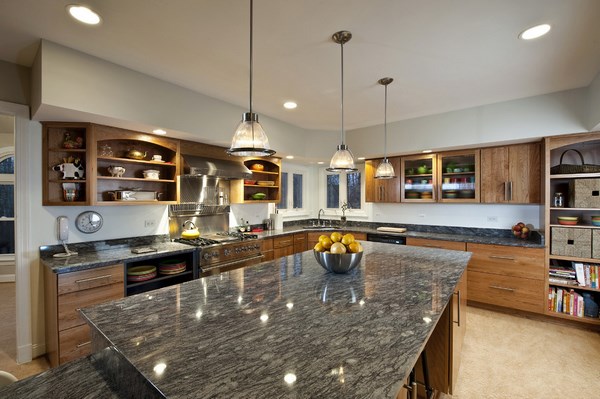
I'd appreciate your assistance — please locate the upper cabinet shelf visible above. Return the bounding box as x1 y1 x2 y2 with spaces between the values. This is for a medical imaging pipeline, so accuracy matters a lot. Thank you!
42 122 181 206
230 158 282 203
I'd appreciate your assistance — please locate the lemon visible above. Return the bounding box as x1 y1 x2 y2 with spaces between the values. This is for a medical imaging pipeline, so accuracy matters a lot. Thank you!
341 233 354 246
330 232 343 243
330 242 347 254
321 237 333 250
314 242 325 252
347 242 361 253
318 235 329 243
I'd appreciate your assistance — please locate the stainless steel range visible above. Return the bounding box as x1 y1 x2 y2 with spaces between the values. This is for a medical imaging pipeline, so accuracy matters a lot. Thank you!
169 204 263 276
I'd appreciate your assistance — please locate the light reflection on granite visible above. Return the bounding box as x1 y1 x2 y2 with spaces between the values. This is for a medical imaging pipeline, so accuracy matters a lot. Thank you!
80 242 471 398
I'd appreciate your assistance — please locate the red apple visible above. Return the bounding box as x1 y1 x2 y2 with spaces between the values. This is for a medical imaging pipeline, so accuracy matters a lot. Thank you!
517 222 526 228
513 224 522 232
513 230 522 237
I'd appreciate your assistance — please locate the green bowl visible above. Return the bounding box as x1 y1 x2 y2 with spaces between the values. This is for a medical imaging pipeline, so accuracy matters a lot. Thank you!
251 192 267 200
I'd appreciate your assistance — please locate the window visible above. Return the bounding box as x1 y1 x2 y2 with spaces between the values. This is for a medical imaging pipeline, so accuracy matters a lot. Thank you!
0 151 15 256
278 167 306 214
326 171 361 210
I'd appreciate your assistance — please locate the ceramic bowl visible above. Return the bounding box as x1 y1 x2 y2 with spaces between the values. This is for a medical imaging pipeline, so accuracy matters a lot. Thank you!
143 169 160 179
591 216 600 226
557 216 579 226
251 192 267 200
314 250 363 274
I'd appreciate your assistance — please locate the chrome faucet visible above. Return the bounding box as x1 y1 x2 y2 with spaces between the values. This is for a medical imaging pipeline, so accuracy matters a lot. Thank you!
317 209 325 226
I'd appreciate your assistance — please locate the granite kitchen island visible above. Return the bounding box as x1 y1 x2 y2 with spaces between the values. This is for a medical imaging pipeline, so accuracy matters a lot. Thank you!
75 242 470 398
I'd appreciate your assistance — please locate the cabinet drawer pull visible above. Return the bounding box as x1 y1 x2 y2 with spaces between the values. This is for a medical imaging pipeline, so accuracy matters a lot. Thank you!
76 341 91 348
489 285 515 292
75 274 112 284
488 255 516 261
453 290 461 327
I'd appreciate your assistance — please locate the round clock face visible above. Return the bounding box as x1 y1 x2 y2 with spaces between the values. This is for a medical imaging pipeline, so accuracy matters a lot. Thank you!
76 211 103 234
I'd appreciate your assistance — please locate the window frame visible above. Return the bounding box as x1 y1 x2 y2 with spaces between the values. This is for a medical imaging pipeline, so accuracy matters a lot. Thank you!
320 164 368 219
278 164 308 217
0 146 15 261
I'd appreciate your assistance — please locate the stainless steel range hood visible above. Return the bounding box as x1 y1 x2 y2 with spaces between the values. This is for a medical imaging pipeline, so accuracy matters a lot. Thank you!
182 154 252 179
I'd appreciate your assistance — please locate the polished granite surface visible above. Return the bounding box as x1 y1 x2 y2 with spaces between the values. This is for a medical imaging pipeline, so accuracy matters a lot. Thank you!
81 242 471 398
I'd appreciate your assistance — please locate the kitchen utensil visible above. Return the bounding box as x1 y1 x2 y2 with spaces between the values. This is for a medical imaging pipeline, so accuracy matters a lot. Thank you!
125 149 147 160
314 250 363 274
181 221 200 239
158 259 187 275
591 216 600 226
152 154 163 162
557 216 579 226
107 190 161 201
143 169 160 179
376 227 407 233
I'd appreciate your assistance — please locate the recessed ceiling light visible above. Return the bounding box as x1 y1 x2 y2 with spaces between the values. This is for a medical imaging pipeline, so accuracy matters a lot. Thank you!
422 150 432 153
357 157 365 160
153 129 167 135
286 155 294 159
519 24 551 40
66 5 101 25
283 101 297 109
317 161 324 165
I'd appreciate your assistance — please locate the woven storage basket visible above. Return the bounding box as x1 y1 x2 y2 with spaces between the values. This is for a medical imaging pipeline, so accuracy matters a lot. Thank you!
551 227 591 258
593 230 600 259
568 179 600 208
550 149 600 175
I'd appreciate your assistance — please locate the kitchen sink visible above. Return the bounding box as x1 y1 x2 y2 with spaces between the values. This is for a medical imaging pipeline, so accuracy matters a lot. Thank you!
302 225 335 230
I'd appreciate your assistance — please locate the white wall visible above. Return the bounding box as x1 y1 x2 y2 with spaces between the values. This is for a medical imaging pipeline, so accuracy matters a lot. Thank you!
348 88 589 158
587 71 600 130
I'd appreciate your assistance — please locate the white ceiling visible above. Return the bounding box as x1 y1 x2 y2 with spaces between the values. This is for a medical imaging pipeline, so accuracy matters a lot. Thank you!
1 0 600 131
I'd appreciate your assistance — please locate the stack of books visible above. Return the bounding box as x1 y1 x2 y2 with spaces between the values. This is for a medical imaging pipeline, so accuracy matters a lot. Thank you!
548 263 599 288
573 263 599 289
548 287 585 317
548 265 577 286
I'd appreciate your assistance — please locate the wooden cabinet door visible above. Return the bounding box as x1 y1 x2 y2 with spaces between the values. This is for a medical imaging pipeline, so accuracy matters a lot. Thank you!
450 272 467 394
293 233 307 253
481 143 541 204
365 158 400 203
508 142 541 203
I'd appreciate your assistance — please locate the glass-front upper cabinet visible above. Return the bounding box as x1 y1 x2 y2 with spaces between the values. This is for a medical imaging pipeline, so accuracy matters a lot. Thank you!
401 154 437 202
437 150 480 202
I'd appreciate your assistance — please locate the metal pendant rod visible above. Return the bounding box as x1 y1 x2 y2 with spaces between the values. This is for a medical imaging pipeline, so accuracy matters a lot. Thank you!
378 77 393 161
249 0 253 116
340 39 344 145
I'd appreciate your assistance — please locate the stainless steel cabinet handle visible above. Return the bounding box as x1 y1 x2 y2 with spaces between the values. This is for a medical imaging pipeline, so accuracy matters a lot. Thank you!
75 275 112 284
76 341 91 348
453 290 461 327
504 181 509 201
489 255 516 261
490 285 515 292
508 181 513 201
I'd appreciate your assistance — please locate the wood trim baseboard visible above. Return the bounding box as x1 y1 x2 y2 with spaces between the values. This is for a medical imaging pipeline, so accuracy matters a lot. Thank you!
0 274 16 282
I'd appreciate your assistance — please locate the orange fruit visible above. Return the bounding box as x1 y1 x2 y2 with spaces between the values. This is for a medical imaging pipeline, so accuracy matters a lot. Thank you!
341 233 355 246
321 237 333 250
330 232 343 243
330 242 347 254
347 242 360 253
314 242 325 252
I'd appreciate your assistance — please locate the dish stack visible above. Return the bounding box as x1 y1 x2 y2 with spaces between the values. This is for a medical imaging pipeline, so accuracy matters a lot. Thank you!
158 259 187 275
127 265 157 282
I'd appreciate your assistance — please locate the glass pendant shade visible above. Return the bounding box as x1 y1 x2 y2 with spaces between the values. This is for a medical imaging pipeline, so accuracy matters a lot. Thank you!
326 30 357 173
375 158 395 179
228 112 275 157
328 144 356 172
374 77 395 179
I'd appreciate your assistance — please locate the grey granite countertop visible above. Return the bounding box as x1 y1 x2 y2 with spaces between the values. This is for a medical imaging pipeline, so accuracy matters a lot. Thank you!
80 242 471 398
41 241 196 274
256 224 544 248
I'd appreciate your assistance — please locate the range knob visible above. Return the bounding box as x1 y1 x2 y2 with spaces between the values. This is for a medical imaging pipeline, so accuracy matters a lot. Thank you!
224 248 231 256
203 252 211 260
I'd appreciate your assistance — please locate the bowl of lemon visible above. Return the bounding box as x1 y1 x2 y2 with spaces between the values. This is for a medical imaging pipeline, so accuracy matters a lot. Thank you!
313 232 363 274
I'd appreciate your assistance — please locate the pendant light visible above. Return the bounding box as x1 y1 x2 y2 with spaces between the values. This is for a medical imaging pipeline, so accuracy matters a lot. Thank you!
375 77 395 179
227 0 275 157
327 30 357 173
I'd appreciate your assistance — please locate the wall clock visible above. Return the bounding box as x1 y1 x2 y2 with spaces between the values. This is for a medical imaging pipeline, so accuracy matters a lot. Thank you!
75 211 103 234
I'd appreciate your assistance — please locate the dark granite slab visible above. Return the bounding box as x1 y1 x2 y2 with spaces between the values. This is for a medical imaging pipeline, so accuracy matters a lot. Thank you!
0 346 165 398
80 242 471 398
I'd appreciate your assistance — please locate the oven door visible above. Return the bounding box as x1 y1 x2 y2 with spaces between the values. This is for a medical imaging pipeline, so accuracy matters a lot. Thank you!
199 254 265 277
366 233 406 245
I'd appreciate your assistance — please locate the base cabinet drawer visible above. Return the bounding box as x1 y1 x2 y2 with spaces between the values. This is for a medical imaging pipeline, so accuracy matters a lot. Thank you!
59 324 92 364
407 237 466 251
58 282 124 330
468 271 544 314
466 243 544 280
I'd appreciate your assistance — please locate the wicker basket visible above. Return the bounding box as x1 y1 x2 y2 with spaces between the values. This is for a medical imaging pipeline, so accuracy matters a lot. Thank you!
551 227 592 258
550 149 600 175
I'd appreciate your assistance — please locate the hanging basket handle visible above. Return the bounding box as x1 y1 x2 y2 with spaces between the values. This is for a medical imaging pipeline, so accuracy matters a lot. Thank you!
558 149 585 166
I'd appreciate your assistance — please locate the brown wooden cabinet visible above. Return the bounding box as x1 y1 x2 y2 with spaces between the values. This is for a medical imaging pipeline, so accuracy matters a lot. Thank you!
42 122 92 205
43 122 181 206
260 238 274 261
293 232 307 253
480 142 541 204
401 153 437 202
365 157 401 203
437 149 480 203
230 158 281 203
44 263 124 366
466 243 545 314
273 235 295 259
406 237 466 251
